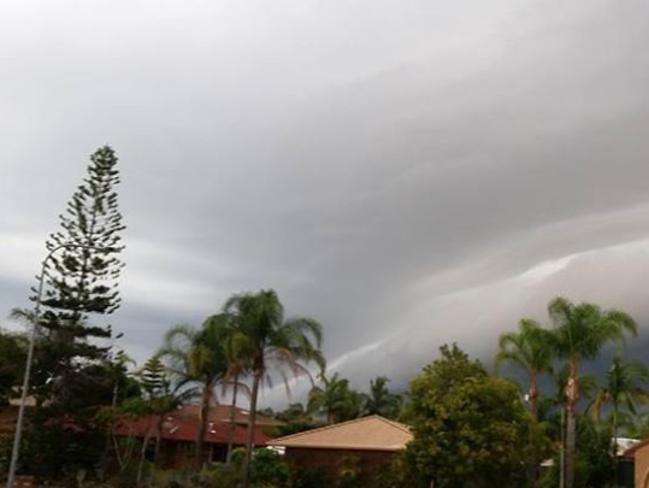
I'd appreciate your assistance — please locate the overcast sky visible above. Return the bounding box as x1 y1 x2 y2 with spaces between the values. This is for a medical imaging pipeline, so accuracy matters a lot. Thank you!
2 0 649 406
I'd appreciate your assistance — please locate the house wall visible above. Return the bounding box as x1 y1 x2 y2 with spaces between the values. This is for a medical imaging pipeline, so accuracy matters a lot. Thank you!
0 406 19 440
285 447 396 479
634 443 649 487
158 441 230 469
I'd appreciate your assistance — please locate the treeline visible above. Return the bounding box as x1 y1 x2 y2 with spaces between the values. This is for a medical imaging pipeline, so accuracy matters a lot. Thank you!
400 297 649 488
2 146 648 488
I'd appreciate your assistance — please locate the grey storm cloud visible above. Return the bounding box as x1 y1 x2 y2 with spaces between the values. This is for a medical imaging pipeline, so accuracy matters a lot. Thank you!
2 0 649 406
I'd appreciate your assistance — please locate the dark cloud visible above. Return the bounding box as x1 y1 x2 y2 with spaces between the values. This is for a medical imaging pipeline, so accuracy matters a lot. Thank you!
2 0 649 406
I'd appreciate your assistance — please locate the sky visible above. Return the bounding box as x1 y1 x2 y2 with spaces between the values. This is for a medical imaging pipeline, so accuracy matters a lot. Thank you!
2 0 649 406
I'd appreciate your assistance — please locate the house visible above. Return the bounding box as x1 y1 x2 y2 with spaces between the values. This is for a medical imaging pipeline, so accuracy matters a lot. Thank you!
621 438 649 488
267 415 412 478
0 396 37 442
113 404 280 469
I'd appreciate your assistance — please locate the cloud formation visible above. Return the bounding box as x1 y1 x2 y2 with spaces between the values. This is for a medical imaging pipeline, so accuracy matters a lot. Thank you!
2 0 649 405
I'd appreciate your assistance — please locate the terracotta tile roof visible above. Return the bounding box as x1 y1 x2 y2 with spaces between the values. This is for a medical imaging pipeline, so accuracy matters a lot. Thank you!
177 404 281 427
267 415 412 452
113 404 274 446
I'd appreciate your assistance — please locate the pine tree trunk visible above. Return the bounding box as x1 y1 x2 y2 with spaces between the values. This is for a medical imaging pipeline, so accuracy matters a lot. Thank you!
195 383 212 468
565 359 579 488
226 374 239 464
242 371 261 488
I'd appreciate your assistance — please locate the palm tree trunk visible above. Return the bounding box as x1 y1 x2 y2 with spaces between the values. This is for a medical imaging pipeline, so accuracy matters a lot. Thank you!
195 382 212 468
612 399 619 485
529 370 538 420
226 373 240 464
565 359 579 488
243 370 262 488
528 369 538 487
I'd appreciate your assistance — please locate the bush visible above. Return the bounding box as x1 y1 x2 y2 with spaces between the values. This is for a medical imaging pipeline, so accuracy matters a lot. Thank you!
289 466 331 488
251 448 290 487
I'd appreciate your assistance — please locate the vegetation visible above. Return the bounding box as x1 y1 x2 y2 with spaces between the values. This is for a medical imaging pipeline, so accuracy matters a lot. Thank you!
158 321 228 466
548 297 637 488
31 145 125 410
3 147 649 488
221 290 325 488
405 344 548 488
307 372 361 424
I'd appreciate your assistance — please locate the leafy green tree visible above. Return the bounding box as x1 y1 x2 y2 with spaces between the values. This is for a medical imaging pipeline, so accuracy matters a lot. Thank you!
222 289 325 488
33 145 125 408
308 372 362 424
360 376 402 419
405 344 547 488
495 318 553 420
158 321 228 467
250 448 290 487
548 297 637 488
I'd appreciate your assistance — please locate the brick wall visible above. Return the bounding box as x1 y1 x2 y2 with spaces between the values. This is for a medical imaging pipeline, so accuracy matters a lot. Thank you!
634 443 649 487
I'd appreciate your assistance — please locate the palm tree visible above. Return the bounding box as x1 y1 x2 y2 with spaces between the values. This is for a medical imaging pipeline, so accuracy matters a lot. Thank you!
223 289 325 488
587 355 649 452
158 322 228 467
308 372 362 423
495 318 553 487
204 312 251 463
495 318 554 420
360 376 401 419
548 297 637 488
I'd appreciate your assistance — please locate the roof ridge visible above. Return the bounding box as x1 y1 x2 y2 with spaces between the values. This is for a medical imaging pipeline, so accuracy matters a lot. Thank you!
269 415 408 443
377 416 412 434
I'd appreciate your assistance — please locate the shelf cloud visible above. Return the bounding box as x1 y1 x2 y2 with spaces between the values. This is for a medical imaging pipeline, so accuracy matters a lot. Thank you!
2 0 649 403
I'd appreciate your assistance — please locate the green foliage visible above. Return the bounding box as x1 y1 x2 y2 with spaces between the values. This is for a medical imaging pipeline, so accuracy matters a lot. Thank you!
308 372 362 424
222 289 325 486
374 452 422 488
0 328 27 404
405 343 548 488
157 322 228 465
548 298 637 362
139 356 169 399
588 355 649 423
9 147 127 480
548 297 638 488
34 146 126 402
360 376 402 419
540 416 616 488
274 403 318 436
289 466 331 488
251 448 290 487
